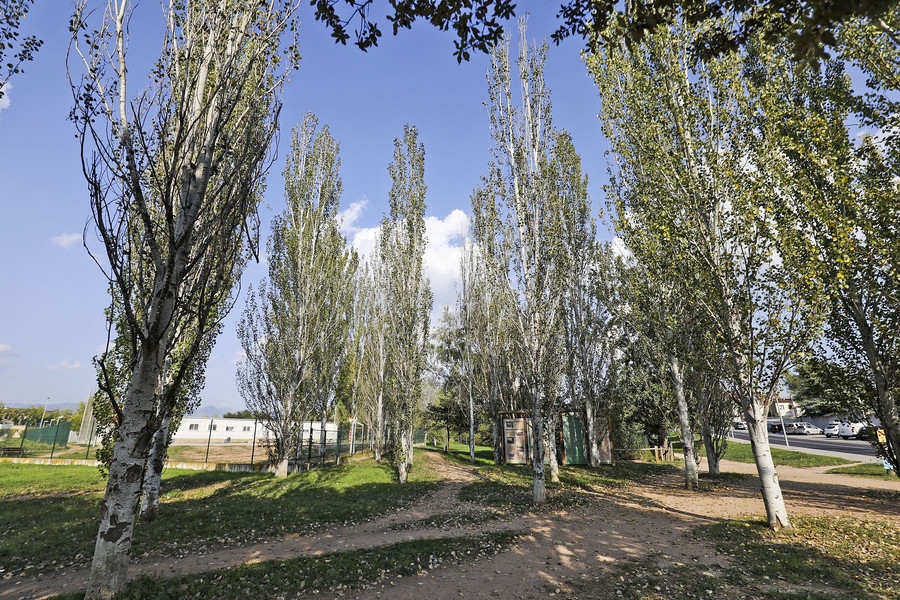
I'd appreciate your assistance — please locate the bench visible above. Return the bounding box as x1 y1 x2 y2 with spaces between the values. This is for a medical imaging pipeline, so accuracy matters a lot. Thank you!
0 447 24 457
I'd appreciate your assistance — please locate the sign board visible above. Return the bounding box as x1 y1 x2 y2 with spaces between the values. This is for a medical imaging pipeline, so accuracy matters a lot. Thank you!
877 429 886 444
503 418 528 464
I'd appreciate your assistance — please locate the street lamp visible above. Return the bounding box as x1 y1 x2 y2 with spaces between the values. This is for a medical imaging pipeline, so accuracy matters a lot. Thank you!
39 397 49 428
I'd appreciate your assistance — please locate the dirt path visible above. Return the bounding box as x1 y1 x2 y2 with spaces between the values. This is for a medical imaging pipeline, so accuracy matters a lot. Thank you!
3 453 898 600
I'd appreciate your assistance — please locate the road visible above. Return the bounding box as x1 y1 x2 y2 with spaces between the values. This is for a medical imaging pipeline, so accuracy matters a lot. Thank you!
729 429 880 462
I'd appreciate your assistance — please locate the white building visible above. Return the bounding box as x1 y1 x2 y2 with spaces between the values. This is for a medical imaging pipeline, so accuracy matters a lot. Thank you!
172 417 340 444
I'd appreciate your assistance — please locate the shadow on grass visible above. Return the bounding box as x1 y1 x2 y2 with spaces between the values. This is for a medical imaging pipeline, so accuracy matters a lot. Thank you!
421 442 496 467
0 458 438 574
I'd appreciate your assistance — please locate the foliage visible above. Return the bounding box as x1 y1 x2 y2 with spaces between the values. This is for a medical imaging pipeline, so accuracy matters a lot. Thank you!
380 125 433 482
0 0 42 100
222 410 255 420
236 115 357 473
554 0 896 62
785 358 874 419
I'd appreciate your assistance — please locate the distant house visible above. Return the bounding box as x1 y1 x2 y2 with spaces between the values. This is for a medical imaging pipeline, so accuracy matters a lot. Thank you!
769 398 804 419
172 417 339 444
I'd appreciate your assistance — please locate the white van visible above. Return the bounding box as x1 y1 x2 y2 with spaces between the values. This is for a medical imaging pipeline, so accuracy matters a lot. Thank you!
838 422 866 439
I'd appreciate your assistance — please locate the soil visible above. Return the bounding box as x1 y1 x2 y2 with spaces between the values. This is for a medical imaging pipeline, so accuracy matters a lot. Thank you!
3 453 898 600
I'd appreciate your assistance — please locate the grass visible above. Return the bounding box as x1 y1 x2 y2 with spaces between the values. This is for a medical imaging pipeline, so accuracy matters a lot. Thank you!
674 437 856 468
0 455 438 575
459 460 679 509
51 530 520 600
584 516 900 600
827 462 899 480
425 440 497 466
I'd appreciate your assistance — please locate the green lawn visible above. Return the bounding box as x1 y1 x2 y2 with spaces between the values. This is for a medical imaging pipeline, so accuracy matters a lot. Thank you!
0 455 438 575
425 440 497 466
672 436 856 468
827 462 899 480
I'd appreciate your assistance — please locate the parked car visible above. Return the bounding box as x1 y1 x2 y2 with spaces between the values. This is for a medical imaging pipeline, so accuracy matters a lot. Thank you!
769 423 785 434
823 423 841 438
857 425 882 441
839 422 866 439
792 423 823 435
733 421 747 430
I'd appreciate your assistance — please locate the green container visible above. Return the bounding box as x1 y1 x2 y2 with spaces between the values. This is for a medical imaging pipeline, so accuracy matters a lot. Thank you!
561 414 587 465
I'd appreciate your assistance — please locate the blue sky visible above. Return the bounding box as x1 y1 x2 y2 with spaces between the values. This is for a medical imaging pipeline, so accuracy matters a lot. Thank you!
0 2 611 414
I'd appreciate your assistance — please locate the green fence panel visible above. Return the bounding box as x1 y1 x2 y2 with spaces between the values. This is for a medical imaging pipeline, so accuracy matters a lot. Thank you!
25 422 71 447
561 414 587 465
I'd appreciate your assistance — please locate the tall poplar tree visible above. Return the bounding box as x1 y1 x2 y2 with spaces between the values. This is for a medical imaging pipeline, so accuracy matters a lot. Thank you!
236 115 357 478
588 22 827 527
382 125 432 484
472 21 573 503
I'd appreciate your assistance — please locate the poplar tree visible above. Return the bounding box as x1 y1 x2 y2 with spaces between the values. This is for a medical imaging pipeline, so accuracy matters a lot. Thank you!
236 115 357 478
473 21 573 503
382 125 433 483
587 22 827 527
68 2 299 594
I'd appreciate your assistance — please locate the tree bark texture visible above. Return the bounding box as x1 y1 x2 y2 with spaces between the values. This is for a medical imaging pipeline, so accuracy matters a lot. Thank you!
584 398 601 467
669 353 699 489
701 419 721 477
547 414 560 483
531 402 547 504
139 417 169 521
745 401 791 529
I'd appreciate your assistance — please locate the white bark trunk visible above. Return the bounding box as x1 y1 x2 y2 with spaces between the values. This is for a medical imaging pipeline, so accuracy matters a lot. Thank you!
374 391 385 462
86 347 160 599
547 415 560 483
701 420 721 478
275 456 290 478
492 418 502 464
531 401 546 504
397 426 413 484
745 401 791 529
584 399 601 467
139 417 169 521
468 375 476 464
669 353 698 489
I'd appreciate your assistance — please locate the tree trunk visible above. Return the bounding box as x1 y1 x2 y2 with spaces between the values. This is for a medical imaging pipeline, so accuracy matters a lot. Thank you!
397 426 413 484
468 374 476 464
492 417 503 464
444 424 450 453
669 353 698 489
319 413 327 456
531 399 546 504
275 456 290 478
547 414 560 483
745 400 791 529
374 391 384 462
139 417 169 521
845 294 900 476
701 419 721 478
584 397 601 467
86 348 160 599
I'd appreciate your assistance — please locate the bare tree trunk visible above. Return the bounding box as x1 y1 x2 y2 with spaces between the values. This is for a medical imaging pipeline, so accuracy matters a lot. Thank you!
701 419 721 478
86 349 160 599
492 417 503 464
468 374 476 464
547 414 560 483
531 397 546 504
275 456 290 478
745 400 791 529
584 397 601 467
669 353 698 489
397 426 413 484
444 424 450 453
374 391 385 462
139 417 169 521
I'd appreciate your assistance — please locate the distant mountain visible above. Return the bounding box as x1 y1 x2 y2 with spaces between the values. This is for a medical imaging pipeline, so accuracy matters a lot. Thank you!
189 404 243 418
2 400 81 411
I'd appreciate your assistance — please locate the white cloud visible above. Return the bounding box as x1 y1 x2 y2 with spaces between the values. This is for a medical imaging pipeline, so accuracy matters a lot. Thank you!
337 197 369 236
610 236 633 261
51 233 82 249
0 343 19 367
345 206 471 323
46 358 86 371
230 350 246 365
0 83 11 112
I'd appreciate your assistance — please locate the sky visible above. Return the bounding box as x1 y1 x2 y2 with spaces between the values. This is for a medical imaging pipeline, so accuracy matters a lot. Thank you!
0 2 612 415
